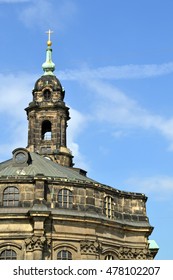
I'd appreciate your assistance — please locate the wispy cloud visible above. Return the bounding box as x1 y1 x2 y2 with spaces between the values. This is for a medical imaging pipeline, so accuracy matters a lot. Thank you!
0 72 35 161
124 176 173 200
0 73 35 117
19 0 77 30
58 63 173 149
58 62 173 81
67 107 89 170
84 79 173 149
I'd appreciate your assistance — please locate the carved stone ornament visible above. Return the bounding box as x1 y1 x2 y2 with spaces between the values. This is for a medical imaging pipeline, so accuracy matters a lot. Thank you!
118 247 153 260
80 240 102 255
25 236 46 252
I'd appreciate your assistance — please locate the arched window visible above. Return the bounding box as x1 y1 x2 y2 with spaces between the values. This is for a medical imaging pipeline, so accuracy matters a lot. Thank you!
105 254 114 260
104 196 114 219
3 187 19 207
43 89 51 100
41 120 52 140
58 189 73 209
57 250 72 260
0 249 17 260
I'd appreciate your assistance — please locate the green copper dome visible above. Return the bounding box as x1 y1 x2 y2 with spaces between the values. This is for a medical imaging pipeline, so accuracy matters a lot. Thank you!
42 45 55 75
42 30 55 75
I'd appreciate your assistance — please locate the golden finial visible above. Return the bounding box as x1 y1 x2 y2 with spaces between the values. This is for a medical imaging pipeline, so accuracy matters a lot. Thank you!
46 29 53 46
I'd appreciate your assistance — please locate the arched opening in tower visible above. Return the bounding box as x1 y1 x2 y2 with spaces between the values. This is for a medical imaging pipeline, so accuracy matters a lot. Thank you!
41 120 52 140
43 89 51 100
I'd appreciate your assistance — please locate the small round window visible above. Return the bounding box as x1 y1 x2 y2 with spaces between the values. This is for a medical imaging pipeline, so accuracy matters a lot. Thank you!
15 152 27 164
43 89 51 100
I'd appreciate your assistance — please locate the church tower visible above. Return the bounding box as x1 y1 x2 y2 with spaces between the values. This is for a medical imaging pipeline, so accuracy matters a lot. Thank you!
25 30 73 167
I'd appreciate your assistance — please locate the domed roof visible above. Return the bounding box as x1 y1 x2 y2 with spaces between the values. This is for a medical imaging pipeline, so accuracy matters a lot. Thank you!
34 74 62 91
0 149 96 183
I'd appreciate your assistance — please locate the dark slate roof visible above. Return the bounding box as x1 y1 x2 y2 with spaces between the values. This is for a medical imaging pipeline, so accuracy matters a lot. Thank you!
0 152 96 183
0 149 147 200
34 75 62 91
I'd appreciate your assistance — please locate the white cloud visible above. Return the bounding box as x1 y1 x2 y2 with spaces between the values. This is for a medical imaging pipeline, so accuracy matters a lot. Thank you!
57 63 173 150
80 78 173 150
124 176 173 200
67 107 89 170
0 73 36 117
0 72 35 161
58 62 173 81
86 79 156 127
19 0 77 30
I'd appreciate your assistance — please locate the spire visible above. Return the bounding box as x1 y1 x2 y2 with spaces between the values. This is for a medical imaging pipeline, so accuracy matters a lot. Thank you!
42 29 55 75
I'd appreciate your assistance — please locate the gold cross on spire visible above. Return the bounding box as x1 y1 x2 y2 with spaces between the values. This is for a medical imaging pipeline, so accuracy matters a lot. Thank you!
46 29 53 46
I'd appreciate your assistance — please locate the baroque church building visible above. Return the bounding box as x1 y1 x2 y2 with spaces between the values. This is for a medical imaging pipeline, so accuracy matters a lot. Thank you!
0 34 158 260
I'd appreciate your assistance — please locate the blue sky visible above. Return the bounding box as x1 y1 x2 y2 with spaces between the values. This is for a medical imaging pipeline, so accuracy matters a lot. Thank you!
0 0 173 259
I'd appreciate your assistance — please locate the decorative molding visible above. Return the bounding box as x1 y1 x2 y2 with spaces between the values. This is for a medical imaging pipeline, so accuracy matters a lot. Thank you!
80 240 102 255
118 246 152 260
53 243 78 252
0 242 22 250
25 236 46 252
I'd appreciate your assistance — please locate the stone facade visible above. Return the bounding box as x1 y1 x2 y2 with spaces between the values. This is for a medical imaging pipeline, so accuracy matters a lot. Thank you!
0 157 156 260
